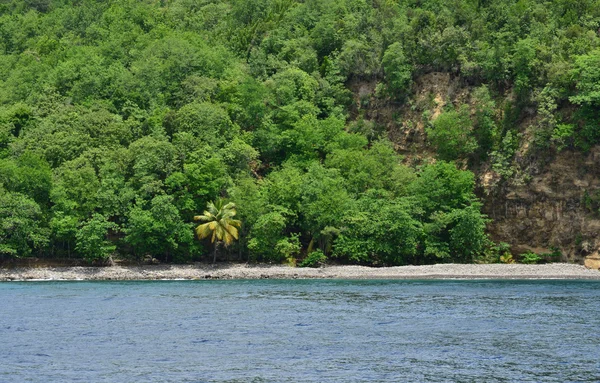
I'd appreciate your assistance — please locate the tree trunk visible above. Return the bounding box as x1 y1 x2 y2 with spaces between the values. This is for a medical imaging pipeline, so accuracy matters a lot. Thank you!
307 237 315 254
213 242 218 264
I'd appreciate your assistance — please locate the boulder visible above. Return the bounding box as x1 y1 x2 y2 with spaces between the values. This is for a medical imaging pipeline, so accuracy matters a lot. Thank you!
584 253 600 269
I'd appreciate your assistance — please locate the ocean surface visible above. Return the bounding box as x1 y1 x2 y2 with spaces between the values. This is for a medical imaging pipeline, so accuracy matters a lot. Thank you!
1 279 599 382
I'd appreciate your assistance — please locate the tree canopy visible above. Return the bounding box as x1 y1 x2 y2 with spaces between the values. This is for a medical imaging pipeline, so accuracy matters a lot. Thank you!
1 0 596 264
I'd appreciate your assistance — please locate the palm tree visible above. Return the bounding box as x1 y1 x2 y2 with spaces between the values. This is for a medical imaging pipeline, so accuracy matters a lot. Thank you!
194 200 241 264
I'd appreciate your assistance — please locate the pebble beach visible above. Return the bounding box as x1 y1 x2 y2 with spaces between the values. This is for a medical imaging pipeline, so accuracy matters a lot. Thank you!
1 263 599 281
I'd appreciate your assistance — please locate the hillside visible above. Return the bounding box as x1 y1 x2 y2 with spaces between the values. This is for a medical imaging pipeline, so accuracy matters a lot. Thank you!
1 0 599 265
351 72 600 263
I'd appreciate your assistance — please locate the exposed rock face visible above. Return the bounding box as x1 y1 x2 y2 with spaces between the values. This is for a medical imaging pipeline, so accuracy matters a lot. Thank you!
485 147 600 262
350 74 600 263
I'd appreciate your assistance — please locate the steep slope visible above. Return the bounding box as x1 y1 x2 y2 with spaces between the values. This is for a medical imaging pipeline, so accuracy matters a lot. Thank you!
350 73 600 263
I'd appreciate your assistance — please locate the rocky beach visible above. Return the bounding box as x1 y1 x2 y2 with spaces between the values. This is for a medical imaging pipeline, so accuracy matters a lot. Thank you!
1 263 599 281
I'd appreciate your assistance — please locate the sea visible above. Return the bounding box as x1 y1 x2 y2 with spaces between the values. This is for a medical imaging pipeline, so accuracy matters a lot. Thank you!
1 279 599 382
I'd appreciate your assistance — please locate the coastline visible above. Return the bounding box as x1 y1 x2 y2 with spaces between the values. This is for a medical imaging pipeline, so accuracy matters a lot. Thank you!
1 263 599 281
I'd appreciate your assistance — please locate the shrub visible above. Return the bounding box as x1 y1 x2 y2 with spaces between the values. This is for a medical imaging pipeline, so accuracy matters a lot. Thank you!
520 251 542 264
299 250 327 268
500 253 515 264
476 241 511 264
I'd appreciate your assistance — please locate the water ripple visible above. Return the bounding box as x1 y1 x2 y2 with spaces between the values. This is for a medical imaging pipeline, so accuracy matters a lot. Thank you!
1 280 599 382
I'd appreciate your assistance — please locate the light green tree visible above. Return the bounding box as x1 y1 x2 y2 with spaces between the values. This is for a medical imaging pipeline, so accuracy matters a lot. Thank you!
75 213 118 264
427 106 478 161
0 187 49 258
194 200 242 264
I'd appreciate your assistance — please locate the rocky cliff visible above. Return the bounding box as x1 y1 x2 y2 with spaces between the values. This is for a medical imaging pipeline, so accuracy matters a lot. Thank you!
486 147 600 262
350 73 600 263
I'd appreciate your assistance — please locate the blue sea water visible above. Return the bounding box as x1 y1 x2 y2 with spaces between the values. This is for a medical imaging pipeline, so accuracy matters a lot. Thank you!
1 279 599 382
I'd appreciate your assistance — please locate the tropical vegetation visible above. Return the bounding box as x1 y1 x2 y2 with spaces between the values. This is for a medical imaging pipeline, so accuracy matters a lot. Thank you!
194 200 241 263
1 0 598 265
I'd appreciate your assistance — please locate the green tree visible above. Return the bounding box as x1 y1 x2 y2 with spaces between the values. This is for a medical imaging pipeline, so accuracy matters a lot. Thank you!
427 106 478 161
246 206 298 263
570 49 600 107
170 102 240 147
410 162 488 263
423 204 488 263
382 42 413 98
124 195 194 263
299 163 352 253
194 199 242 263
409 161 477 218
75 213 118 264
0 152 52 205
0 187 49 258
333 191 421 265
325 139 416 196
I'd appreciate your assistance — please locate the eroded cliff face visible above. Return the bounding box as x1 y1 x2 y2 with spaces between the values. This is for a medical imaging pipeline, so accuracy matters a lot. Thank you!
349 73 600 263
484 147 600 262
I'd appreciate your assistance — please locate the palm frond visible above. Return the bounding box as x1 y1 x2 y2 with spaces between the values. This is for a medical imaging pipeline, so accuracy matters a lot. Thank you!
223 231 234 246
195 222 213 240
194 210 217 221
222 202 236 211
194 199 242 249
227 224 239 239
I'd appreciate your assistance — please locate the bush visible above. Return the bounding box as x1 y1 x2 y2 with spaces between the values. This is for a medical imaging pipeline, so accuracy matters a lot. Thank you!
299 250 327 268
500 253 515 264
543 248 562 263
520 251 542 264
476 241 511 264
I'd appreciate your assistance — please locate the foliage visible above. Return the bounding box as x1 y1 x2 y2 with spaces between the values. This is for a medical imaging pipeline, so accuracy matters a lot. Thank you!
426 106 478 161
490 131 519 180
125 195 194 262
246 207 294 263
476 242 512 264
409 161 477 217
382 42 413 99
195 199 242 263
500 253 516 264
570 49 600 107
195 200 241 245
471 86 498 158
75 213 117 263
333 192 421 265
423 204 488 263
299 249 327 268
275 233 301 265
0 187 49 258
6 0 593 264
519 251 542 264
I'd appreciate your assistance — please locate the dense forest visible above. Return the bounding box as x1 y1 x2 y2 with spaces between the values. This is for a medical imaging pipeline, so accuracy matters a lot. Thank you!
0 0 599 265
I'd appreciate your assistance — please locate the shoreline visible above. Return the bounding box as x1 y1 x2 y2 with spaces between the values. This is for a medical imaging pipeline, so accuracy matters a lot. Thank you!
1 263 599 281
